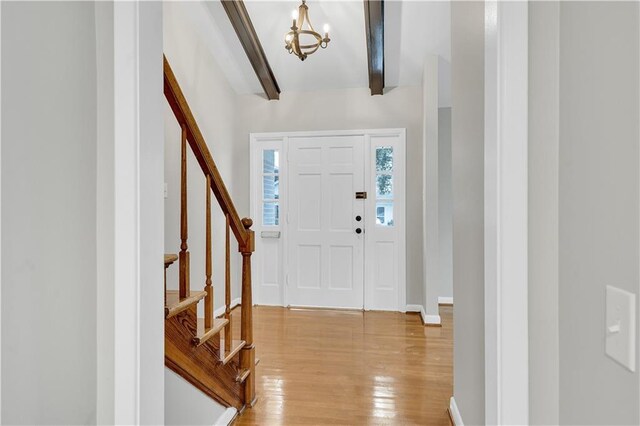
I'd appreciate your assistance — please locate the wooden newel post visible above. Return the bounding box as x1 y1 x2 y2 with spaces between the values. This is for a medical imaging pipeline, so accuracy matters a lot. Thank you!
239 217 256 406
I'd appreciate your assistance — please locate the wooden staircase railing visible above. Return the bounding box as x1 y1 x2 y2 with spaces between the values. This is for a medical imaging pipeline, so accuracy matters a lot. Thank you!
163 55 256 408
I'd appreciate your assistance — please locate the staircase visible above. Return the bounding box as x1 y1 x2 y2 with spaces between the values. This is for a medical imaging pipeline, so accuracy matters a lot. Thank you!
163 55 256 411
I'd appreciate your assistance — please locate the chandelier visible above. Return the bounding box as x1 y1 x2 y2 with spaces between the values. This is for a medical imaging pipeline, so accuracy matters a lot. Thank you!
284 0 331 61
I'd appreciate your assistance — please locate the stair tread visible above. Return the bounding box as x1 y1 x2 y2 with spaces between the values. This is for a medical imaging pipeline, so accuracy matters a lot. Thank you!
165 290 207 318
164 307 245 409
236 368 250 383
193 317 229 346
234 357 259 383
164 253 178 266
218 339 246 365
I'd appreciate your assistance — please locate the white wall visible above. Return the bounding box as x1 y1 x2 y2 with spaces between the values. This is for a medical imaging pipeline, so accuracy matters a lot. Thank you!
451 1 485 424
165 368 227 425
1 2 97 423
236 87 424 306
438 107 452 300
557 2 639 424
528 2 640 424
95 2 115 423
528 2 559 424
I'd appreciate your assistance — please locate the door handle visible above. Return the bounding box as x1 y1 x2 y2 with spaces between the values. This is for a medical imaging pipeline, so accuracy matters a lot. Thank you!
355 215 362 222
355 228 362 234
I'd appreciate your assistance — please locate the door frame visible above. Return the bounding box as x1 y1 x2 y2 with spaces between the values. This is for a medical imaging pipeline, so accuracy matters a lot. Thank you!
97 2 165 424
250 128 406 312
484 1 529 424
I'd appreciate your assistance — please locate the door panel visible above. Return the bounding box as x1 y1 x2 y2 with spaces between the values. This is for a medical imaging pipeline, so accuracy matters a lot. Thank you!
297 174 322 230
288 135 365 309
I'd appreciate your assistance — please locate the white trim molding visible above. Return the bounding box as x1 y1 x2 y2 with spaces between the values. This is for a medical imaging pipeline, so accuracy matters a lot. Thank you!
97 2 164 425
425 314 442 326
484 1 529 425
449 397 464 426
438 297 453 305
0 3 3 422
213 298 242 318
112 3 143 423
214 407 238 426
405 304 426 323
423 55 441 323
406 304 441 326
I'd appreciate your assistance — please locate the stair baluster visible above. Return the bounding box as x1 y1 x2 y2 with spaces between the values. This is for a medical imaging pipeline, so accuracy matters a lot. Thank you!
205 175 213 328
225 214 232 353
179 124 190 299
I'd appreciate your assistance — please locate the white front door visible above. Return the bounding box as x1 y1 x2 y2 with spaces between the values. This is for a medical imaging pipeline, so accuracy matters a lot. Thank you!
250 129 406 312
288 135 365 309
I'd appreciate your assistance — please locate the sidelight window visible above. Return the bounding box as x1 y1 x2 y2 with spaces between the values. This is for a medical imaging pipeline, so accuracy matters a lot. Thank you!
375 147 394 226
263 149 280 226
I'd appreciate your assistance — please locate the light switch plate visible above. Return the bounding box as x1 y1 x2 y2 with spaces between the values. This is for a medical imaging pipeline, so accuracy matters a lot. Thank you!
605 285 636 372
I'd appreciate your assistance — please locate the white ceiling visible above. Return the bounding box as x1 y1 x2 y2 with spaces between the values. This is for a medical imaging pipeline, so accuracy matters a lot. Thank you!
183 0 451 106
245 1 370 92
385 1 451 105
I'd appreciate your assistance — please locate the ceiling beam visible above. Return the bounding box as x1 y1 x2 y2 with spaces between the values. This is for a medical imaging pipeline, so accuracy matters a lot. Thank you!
221 0 281 100
364 0 385 95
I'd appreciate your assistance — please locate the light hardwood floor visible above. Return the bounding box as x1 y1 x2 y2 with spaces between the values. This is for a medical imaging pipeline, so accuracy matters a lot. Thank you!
234 305 453 425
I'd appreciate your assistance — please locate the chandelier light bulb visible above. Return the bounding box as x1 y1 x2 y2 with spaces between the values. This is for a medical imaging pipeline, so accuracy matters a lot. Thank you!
291 9 298 20
323 24 330 35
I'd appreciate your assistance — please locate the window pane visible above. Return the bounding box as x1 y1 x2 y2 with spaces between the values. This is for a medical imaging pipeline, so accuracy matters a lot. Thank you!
376 174 393 199
263 202 279 226
375 147 393 172
375 202 394 226
263 149 280 174
263 174 279 200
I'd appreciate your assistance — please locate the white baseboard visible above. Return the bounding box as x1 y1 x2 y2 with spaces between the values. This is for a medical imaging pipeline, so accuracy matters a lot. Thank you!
405 304 424 320
405 304 426 322
405 304 423 312
288 303 362 311
438 296 454 305
425 314 441 325
406 304 442 325
449 397 464 426
213 298 241 318
213 407 237 426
